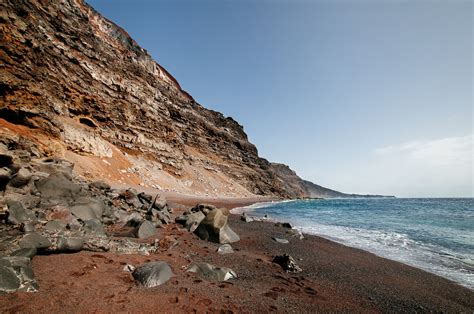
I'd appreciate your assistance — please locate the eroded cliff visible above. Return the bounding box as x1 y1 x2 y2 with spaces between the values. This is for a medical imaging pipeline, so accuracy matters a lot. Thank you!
1 0 360 199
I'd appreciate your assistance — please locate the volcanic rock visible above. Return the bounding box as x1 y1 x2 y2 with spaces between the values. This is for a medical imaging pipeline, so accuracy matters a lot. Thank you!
194 205 240 244
19 232 51 250
187 262 237 281
272 254 302 273
132 261 173 288
9 167 32 188
6 200 36 225
136 220 156 239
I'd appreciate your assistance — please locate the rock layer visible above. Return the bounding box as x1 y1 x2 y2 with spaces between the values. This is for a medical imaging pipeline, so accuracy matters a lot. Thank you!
0 0 381 199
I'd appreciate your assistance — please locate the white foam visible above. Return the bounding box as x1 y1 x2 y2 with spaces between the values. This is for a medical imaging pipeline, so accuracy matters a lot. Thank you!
230 200 294 214
295 221 474 290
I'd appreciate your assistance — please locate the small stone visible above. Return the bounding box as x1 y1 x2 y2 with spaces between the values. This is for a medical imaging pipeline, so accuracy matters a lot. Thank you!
10 247 37 259
241 213 253 222
217 244 234 255
272 237 289 244
272 254 302 273
187 262 237 281
276 222 292 228
123 264 135 272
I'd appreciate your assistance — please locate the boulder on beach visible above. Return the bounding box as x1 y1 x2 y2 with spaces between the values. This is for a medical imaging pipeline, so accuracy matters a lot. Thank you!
193 204 240 244
132 261 173 288
272 254 302 273
187 262 237 281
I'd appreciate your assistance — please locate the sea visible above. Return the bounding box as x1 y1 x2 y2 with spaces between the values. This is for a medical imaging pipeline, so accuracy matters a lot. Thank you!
233 198 474 290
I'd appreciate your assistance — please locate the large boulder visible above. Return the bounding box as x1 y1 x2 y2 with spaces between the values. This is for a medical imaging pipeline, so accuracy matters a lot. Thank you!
193 205 240 244
132 261 173 288
187 262 237 281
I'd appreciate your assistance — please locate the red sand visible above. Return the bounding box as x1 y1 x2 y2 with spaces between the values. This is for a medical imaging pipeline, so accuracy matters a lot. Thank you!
0 198 472 313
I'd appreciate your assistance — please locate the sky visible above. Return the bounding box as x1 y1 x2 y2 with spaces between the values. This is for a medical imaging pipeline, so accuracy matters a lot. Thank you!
88 0 473 197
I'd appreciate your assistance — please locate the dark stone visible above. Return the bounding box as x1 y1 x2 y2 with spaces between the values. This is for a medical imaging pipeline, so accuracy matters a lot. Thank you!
9 167 32 187
0 266 21 293
138 192 153 204
276 222 293 229
6 200 36 225
35 173 81 201
19 232 51 250
194 205 239 244
241 213 253 222
11 247 37 259
89 180 110 190
0 167 12 188
272 254 302 273
132 261 173 287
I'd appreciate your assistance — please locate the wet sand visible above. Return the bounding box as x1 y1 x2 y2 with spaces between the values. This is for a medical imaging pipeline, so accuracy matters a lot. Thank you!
0 198 472 313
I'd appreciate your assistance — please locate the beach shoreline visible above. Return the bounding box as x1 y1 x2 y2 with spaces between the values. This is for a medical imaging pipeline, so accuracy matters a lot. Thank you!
1 196 472 312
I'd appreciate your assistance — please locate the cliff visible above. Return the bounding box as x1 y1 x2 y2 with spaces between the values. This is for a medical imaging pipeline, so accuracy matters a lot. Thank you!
0 0 382 199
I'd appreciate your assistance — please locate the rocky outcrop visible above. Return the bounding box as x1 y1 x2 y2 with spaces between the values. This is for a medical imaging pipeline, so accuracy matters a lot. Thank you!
271 163 394 198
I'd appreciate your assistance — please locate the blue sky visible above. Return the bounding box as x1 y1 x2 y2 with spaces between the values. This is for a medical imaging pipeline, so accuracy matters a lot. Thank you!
88 0 473 197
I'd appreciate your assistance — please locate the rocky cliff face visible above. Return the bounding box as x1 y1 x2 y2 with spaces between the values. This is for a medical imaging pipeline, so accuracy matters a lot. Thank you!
0 0 365 199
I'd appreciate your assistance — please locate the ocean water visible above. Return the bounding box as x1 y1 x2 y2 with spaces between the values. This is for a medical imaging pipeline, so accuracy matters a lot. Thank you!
234 198 474 290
